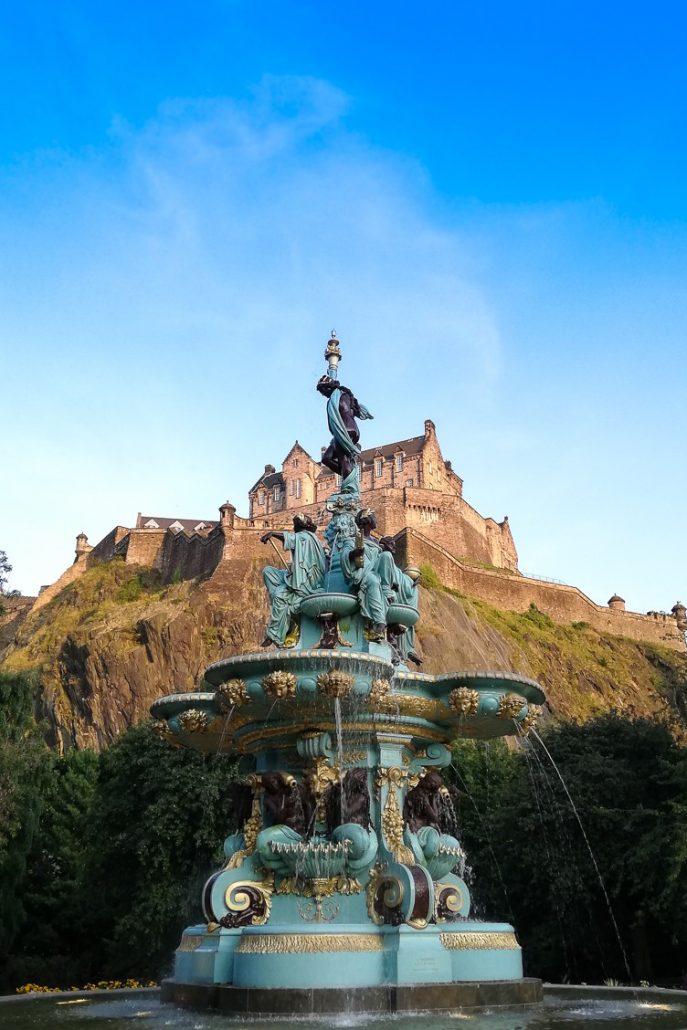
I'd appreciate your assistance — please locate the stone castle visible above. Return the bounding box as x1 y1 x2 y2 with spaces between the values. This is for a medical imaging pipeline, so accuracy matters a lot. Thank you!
35 418 687 652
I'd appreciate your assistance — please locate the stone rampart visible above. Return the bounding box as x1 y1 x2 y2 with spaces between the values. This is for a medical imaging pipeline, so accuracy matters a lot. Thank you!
397 528 686 652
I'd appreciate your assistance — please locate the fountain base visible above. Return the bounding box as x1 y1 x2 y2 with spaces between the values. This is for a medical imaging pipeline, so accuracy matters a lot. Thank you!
164 920 540 1013
162 977 543 1014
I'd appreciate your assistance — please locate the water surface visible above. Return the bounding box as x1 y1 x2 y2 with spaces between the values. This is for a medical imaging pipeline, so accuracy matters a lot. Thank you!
3 991 687 1030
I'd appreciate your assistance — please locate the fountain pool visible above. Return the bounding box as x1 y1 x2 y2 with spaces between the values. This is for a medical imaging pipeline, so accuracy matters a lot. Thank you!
3 987 687 1030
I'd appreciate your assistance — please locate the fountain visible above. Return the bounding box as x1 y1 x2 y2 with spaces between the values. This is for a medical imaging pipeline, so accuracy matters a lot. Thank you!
150 334 546 1014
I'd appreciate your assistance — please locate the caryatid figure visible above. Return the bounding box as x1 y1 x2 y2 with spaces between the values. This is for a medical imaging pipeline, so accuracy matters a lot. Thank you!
378 536 422 665
316 375 373 490
260 515 326 647
339 508 387 642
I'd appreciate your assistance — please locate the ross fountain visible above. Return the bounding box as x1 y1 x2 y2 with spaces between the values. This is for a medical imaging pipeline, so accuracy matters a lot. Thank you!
150 334 546 1015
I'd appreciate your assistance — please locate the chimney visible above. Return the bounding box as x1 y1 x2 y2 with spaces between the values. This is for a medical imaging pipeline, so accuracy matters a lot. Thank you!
424 419 436 436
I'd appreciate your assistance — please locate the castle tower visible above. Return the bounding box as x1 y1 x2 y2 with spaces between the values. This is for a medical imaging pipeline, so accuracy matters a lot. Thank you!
219 501 236 529
74 532 91 560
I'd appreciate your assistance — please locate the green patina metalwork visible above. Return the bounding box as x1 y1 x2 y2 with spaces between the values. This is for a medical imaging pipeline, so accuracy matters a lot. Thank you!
150 335 546 994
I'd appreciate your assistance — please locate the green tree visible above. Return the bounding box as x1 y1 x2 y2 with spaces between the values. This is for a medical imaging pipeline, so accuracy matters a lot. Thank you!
450 716 687 984
84 722 239 981
2 749 100 989
0 671 52 983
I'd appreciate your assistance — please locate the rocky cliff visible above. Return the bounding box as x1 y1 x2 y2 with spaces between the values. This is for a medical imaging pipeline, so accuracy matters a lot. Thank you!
1 557 686 751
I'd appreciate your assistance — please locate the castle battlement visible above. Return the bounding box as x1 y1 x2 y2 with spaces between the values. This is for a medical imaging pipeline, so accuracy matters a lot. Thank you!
30 422 686 653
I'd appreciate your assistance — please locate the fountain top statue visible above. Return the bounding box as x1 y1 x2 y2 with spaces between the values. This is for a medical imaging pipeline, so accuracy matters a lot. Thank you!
151 331 546 1015
316 335 373 495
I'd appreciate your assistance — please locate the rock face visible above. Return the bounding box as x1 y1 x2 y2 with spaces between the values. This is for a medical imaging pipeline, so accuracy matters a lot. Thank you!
1 559 686 752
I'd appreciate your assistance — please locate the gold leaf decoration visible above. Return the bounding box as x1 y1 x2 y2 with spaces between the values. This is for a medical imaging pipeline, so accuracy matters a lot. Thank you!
497 693 526 720
237 933 383 954
317 670 355 699
368 678 394 711
263 671 297 699
177 709 209 733
216 679 249 710
519 705 541 735
448 687 480 716
439 931 520 950
225 774 263 869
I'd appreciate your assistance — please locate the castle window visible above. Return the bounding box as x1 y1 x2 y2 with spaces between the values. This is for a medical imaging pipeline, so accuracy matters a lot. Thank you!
293 458 299 468
295 478 302 499
375 458 383 478
273 486 281 503
405 479 414 487
395 452 404 472
258 490 265 505
144 519 159 529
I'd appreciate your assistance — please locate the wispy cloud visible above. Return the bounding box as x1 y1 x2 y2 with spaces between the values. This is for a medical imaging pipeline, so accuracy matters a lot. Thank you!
1 76 503 593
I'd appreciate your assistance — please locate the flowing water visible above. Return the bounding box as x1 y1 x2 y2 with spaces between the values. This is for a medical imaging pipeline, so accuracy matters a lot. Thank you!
4 989 687 1029
528 730 632 982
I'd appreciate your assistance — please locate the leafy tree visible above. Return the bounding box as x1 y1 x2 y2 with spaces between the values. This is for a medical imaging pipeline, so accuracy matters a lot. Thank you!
0 671 52 982
83 723 239 981
2 749 99 989
450 716 687 985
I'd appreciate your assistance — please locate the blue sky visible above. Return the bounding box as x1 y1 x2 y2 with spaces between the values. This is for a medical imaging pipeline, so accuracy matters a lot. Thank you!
1 1 685 615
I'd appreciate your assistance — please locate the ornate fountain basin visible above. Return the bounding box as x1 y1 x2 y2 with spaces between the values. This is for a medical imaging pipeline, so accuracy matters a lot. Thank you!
151 656 546 753
386 602 420 627
299 591 358 619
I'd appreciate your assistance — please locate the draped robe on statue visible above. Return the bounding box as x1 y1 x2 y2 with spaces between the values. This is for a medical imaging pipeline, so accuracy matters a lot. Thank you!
263 531 326 645
379 556 419 659
340 535 387 627
325 387 373 493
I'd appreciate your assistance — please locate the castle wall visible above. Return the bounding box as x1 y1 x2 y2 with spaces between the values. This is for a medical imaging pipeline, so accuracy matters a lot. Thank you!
242 483 517 571
398 528 686 652
119 529 167 569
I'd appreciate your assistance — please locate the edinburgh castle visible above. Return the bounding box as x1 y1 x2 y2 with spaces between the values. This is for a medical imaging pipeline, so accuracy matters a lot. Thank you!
34 419 686 652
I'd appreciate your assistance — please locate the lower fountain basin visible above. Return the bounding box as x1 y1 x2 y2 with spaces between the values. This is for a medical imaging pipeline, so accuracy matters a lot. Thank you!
6 984 687 1026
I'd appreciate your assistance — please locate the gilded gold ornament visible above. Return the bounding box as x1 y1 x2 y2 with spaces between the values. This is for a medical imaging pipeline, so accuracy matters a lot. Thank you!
177 709 209 733
448 687 480 716
263 671 297 699
520 705 541 735
283 619 300 649
274 874 360 898
317 669 355 698
439 931 520 950
216 679 249 710
366 865 405 925
308 756 340 797
343 750 367 766
237 933 383 954
368 678 394 711
223 878 273 926
150 719 180 747
435 883 464 922
497 693 525 720
225 774 264 869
